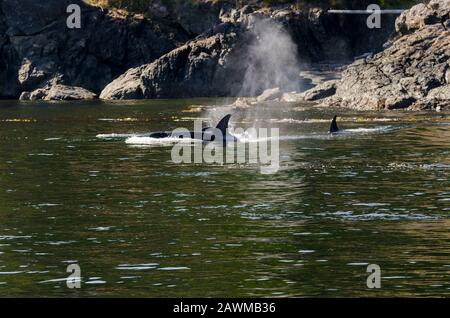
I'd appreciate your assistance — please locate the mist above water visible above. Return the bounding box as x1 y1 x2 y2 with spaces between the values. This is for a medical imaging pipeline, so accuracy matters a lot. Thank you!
205 18 303 129
239 18 302 97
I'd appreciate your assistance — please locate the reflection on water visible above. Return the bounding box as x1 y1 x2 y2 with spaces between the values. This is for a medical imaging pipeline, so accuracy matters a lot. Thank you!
0 99 449 297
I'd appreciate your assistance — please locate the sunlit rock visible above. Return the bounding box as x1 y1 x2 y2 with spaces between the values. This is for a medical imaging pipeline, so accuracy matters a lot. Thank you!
302 0 450 111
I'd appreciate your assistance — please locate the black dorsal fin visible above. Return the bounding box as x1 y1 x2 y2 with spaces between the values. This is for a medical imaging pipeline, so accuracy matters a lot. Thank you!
329 115 339 133
215 114 231 135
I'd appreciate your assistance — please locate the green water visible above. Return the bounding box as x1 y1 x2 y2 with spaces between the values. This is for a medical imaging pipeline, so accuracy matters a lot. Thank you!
0 99 448 297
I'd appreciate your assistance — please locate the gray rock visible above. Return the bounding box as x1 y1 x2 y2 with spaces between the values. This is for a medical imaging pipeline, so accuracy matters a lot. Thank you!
99 66 145 100
173 1 222 36
256 88 282 102
20 89 46 101
101 25 248 99
395 3 430 35
427 85 450 100
1 1 399 100
2 0 73 35
303 80 337 101
395 0 450 35
44 84 97 101
100 3 396 101
384 96 417 110
18 91 31 101
21 83 96 101
281 92 304 103
0 0 189 99
303 0 450 111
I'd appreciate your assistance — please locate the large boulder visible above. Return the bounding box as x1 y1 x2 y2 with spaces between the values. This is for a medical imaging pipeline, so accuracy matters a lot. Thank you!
256 88 283 102
301 0 450 111
20 83 96 101
101 24 248 99
395 0 450 35
302 80 337 101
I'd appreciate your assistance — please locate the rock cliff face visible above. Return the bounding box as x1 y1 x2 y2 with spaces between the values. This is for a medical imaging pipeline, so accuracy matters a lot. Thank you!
100 5 397 100
0 0 188 99
148 0 225 36
0 3 18 98
101 24 249 99
0 0 398 101
303 0 450 111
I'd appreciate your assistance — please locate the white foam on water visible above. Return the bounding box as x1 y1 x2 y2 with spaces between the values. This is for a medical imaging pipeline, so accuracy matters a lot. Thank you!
234 132 308 143
46 240 77 246
157 267 190 271
116 263 159 271
298 250 315 254
39 277 82 284
318 211 439 221
125 136 201 146
85 280 107 285
98 123 398 146
96 133 137 139
36 203 61 207
352 202 390 207
28 153 54 156
44 138 62 141
233 125 396 143
271 117 402 124
421 163 450 170
270 118 330 124
88 226 113 232
98 118 138 122
343 126 393 133
352 117 400 122
0 235 32 240
175 117 209 121
388 162 450 171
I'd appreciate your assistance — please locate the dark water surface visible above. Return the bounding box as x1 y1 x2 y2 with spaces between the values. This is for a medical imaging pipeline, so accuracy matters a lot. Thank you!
0 99 449 297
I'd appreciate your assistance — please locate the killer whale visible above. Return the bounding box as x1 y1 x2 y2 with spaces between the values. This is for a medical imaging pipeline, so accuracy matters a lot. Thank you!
148 114 237 143
329 115 339 134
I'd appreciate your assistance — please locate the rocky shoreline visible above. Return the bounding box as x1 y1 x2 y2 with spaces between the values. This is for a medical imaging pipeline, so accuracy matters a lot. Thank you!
0 0 395 100
98 4 395 100
300 0 450 111
1 0 448 111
